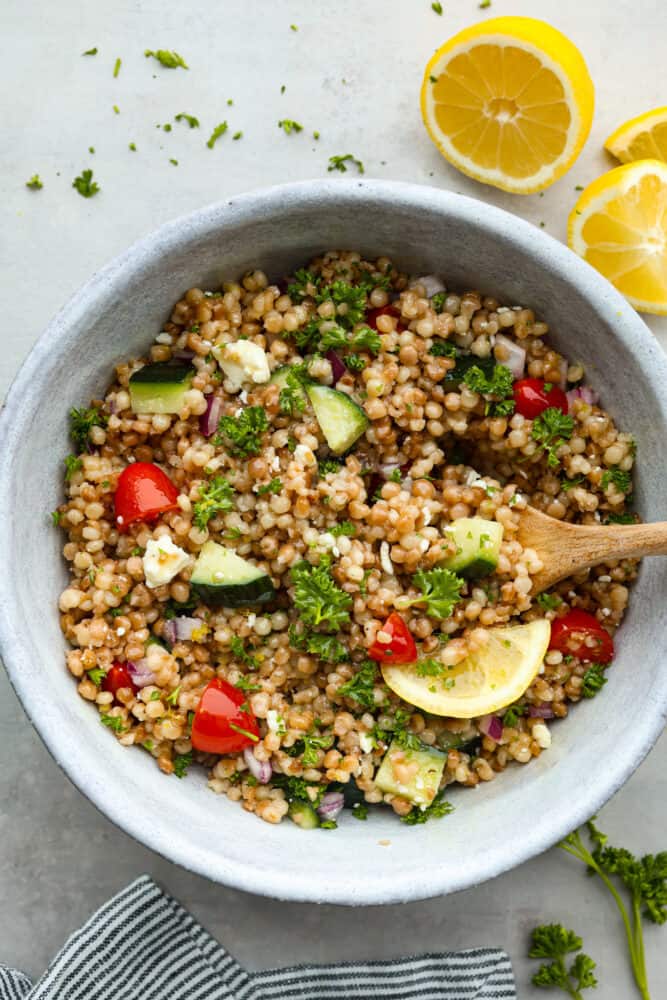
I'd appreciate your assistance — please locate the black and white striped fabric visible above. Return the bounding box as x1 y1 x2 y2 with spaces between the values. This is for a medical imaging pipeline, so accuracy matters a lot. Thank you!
0 875 516 999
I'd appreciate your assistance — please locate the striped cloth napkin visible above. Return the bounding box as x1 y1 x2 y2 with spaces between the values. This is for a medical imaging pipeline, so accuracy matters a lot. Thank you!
0 875 516 999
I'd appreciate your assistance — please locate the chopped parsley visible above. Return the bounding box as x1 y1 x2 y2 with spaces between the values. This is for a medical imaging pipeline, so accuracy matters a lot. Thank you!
87 668 107 686
169 159 178 167
229 636 261 670
82 47 98 55
346 353 365 372
411 567 464 619
536 592 562 611
352 802 368 820
429 339 457 357
330 520 355 537
415 658 446 677
289 625 348 664
582 663 607 698
431 2 443 13
165 686 181 706
503 704 525 728
69 405 107 451
257 478 283 496
235 675 262 693
318 457 342 476
601 467 632 494
129 142 137 151
278 119 303 134
289 731 334 767
163 594 199 620
113 57 121 77
349 325 381 354
206 121 228 148
462 363 515 417
328 153 365 175
605 511 636 525
215 405 269 457
192 475 234 529
272 774 321 803
25 174 43 190
100 714 126 733
479 0 491 6
287 268 321 301
173 751 193 778
64 455 83 481
561 474 584 492
72 169 99 198
531 407 575 468
175 113 200 128
291 558 352 630
318 279 368 327
144 49 188 69
338 659 377 710
113 105 120 114
279 367 308 415
232 131 243 140
402 790 454 825
50 510 63 526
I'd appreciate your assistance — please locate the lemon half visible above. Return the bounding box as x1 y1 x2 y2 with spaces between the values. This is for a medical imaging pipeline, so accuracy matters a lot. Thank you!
421 16 594 193
382 619 551 719
605 107 667 164
568 159 667 315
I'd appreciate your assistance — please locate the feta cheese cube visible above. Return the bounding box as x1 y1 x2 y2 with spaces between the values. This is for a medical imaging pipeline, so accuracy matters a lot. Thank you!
213 341 271 390
143 536 190 589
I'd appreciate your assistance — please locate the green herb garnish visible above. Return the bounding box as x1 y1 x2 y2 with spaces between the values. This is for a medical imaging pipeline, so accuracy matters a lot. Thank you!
72 169 99 198
192 475 234 530
410 567 464 619
229 636 261 670
113 57 121 77
352 802 368 820
529 924 597 998
503 704 525 727
64 455 83 481
144 49 188 69
289 625 348 664
463 363 515 417
206 121 228 148
82 47 98 55
215 405 269 457
431 2 443 13
532 408 575 468
581 663 607 698
402 790 453 825
26 174 43 190
278 119 303 134
173 751 193 778
69 405 107 452
338 659 377 710
257 478 283 496
175 112 200 128
100 714 126 733
536 592 562 611
330 521 355 537
328 154 365 175
601 467 632 494
291 558 352 630
429 340 457 357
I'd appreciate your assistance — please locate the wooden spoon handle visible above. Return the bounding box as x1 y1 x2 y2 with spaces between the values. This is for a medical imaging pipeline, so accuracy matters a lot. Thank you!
563 521 667 565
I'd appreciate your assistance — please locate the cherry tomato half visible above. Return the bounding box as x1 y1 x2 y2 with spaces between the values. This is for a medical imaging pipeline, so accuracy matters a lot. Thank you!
549 609 614 664
102 662 137 699
191 678 260 755
366 305 405 332
368 612 418 664
513 378 569 420
114 461 180 530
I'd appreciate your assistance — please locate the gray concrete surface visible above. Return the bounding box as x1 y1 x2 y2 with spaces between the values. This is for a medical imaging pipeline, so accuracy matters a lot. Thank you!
1 0 666 995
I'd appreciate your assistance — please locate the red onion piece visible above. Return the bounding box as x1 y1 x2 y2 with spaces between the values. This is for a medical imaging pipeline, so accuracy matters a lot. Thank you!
199 393 223 437
325 350 347 384
164 617 202 645
243 747 272 784
108 397 118 416
479 714 503 741
173 349 196 361
494 334 526 380
566 385 599 409
126 659 156 688
556 357 568 391
317 791 345 822
528 704 555 719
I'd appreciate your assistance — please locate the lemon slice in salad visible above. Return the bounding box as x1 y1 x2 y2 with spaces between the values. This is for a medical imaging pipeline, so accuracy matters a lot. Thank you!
382 619 551 719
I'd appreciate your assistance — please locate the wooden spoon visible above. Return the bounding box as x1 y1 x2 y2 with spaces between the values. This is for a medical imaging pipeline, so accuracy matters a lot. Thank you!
516 505 667 594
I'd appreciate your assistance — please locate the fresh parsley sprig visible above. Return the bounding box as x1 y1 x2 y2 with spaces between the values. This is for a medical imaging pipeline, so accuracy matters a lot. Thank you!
409 567 464 619
402 790 454 825
463 363 515 417
192 475 234 530
560 821 667 999
69 405 107 452
290 558 352 630
215 406 268 457
289 625 348 664
338 659 377 710
144 49 188 69
532 408 575 468
529 924 597 998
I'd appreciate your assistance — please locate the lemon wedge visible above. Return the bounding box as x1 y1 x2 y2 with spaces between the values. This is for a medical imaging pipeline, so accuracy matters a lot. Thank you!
568 159 667 315
382 619 551 719
605 107 667 164
421 16 594 193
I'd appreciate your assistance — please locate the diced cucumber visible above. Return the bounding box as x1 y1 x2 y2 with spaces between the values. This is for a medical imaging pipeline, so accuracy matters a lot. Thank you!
191 541 275 607
306 384 369 455
288 800 320 829
436 729 477 752
129 362 195 414
444 354 495 387
442 517 503 580
374 740 445 808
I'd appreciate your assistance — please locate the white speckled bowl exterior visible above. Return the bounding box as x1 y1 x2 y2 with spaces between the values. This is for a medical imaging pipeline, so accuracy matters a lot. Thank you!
1 180 666 905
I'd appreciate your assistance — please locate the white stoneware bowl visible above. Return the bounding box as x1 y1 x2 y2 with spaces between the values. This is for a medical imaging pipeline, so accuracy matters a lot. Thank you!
1 180 666 904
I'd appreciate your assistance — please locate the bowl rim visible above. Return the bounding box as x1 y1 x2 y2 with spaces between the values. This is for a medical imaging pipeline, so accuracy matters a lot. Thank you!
1 177 666 905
